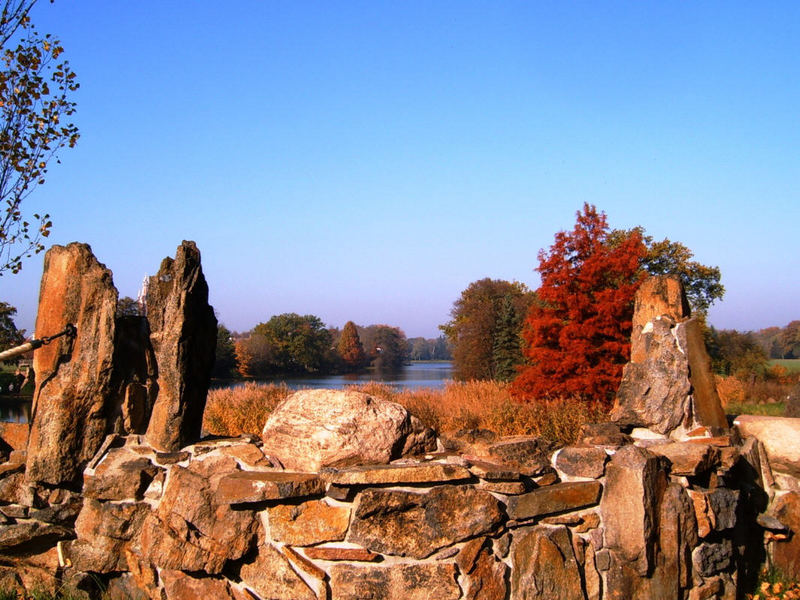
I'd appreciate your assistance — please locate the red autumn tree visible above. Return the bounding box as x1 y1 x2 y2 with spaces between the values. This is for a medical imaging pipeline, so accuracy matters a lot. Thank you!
511 204 645 405
337 320 367 371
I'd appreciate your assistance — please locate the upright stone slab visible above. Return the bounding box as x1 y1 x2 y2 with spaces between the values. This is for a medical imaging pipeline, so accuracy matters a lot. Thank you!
145 241 216 452
26 243 118 488
600 445 668 575
610 276 727 435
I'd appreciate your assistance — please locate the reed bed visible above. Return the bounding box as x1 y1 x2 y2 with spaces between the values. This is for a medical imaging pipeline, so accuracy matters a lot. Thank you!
203 380 608 446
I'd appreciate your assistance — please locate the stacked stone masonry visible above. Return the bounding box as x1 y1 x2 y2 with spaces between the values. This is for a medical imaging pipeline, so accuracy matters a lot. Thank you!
1 417 799 599
1 256 799 599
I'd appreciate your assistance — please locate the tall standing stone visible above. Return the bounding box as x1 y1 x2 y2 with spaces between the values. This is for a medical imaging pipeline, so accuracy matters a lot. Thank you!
145 241 216 452
610 276 727 435
26 244 118 488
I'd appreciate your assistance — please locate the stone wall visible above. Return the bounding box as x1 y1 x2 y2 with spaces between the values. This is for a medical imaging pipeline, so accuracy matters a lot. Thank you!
1 263 798 599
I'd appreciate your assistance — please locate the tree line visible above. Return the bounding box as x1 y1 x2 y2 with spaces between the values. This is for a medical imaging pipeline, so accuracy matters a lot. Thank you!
441 204 729 405
212 315 451 380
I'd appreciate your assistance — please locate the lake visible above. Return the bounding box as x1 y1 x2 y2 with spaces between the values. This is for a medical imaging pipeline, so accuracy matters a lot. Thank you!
213 361 454 392
0 362 455 422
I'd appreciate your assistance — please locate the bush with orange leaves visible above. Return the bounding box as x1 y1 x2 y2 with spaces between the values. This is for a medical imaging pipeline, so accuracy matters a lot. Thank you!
203 380 607 446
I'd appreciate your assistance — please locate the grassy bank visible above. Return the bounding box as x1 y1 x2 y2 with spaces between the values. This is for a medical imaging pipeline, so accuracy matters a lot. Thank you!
203 380 608 446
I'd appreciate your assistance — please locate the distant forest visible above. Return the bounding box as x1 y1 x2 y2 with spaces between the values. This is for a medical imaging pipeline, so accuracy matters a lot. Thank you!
212 314 451 379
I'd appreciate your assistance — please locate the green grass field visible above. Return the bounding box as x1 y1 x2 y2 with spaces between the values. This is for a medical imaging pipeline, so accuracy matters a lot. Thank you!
770 358 800 373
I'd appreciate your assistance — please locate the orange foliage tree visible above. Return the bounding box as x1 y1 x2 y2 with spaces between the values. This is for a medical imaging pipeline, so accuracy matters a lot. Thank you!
337 320 367 371
511 204 645 405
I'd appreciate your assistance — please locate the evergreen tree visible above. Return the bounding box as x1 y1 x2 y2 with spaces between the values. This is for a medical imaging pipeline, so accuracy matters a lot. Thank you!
492 294 523 382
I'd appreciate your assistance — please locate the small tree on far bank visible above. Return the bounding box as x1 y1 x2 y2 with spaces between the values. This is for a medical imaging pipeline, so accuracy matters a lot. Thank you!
511 204 645 405
337 320 367 372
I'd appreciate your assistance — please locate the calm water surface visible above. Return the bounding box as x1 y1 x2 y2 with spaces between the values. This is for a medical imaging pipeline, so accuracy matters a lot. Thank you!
215 361 454 391
0 362 455 423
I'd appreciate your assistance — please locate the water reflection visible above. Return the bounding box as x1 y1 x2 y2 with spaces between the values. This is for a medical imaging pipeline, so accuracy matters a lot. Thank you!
215 361 454 392
0 398 31 423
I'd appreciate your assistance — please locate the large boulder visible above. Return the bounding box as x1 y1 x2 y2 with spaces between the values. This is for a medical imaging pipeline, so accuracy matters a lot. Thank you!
734 415 800 477
145 241 217 452
26 243 118 488
610 276 727 435
260 389 437 471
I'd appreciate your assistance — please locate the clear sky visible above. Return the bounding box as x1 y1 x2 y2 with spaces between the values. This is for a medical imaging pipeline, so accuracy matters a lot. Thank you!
2 1 798 338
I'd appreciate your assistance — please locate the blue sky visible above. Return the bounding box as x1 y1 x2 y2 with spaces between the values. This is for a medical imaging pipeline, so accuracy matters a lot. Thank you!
2 1 798 338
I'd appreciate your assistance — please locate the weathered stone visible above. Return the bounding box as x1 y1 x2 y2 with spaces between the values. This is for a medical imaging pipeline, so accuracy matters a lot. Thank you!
325 462 471 486
303 546 380 561
494 532 511 558
692 540 733 577
0 422 29 452
239 542 317 600
510 526 585 600
456 536 488 573
28 495 83 525
71 499 150 572
0 520 72 553
771 491 800 578
330 562 460 600
145 241 217 452
579 422 631 447
439 428 498 454
160 569 236 600
577 512 602 533
610 277 727 435
656 482 699 595
682 319 728 431
0 503 27 518
154 450 190 465
83 447 160 500
282 544 327 583
261 389 436 471
347 485 503 558
108 315 157 437
477 480 528 494
465 458 521 481
584 540 602 600
630 276 690 349
600 444 668 575
464 546 509 600
0 468 24 504
486 436 555 475
155 466 258 568
506 481 602 520
648 442 720 477
555 446 608 479
215 470 325 504
26 243 118 487
138 511 225 573
734 415 800 477
611 317 691 434
268 499 350 546
217 442 272 468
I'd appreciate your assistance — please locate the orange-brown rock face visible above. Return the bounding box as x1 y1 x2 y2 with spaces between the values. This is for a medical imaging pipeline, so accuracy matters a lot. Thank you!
145 241 217 452
611 275 727 435
26 243 118 488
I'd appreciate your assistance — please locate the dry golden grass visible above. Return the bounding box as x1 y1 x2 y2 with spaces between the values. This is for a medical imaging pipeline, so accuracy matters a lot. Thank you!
204 380 607 445
203 382 290 436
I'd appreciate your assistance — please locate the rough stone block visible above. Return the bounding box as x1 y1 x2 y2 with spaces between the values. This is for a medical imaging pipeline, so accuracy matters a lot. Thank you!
506 481 602 520
347 485 503 559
